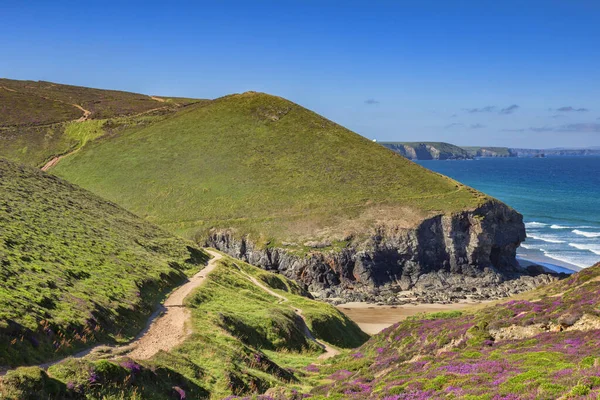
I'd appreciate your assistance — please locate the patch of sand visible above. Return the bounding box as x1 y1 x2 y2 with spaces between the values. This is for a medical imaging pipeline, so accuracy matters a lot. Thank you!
337 301 484 335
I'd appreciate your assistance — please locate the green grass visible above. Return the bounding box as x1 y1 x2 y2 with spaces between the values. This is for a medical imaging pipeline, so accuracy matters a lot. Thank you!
1 253 368 399
63 119 106 147
53 91 488 246
0 159 209 367
159 254 367 398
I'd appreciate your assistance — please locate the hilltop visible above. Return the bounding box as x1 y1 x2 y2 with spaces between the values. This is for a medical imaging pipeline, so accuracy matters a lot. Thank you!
0 159 209 367
43 89 550 303
0 78 206 167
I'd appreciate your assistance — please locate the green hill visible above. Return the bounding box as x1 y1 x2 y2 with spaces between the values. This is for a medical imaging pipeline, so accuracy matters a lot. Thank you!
381 141 473 160
0 159 209 367
48 90 533 303
2 82 531 305
307 262 600 399
52 92 485 239
0 78 206 167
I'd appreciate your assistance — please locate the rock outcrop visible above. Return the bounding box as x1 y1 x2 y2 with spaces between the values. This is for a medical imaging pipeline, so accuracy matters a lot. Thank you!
206 200 556 304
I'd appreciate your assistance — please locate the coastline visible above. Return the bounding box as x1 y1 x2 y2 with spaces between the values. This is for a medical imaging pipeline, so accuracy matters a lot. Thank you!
338 255 579 336
517 252 581 273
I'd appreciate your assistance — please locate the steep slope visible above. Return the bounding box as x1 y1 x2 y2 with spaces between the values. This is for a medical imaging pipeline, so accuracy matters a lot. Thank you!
0 253 367 400
0 78 207 167
0 159 209 367
382 142 473 160
51 91 540 302
307 262 600 399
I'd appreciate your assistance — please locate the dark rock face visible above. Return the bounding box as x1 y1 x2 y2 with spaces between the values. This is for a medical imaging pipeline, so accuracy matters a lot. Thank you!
206 200 556 303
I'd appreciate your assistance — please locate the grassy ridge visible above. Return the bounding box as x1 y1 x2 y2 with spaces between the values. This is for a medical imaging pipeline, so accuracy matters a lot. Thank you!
53 91 488 246
0 79 189 120
0 89 80 127
0 159 209 366
0 78 208 167
1 253 367 399
307 263 600 399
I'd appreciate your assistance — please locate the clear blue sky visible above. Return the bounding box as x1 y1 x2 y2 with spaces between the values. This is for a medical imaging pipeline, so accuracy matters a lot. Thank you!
2 0 599 148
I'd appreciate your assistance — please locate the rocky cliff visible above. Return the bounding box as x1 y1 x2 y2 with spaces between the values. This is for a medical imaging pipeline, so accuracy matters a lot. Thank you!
381 142 472 160
206 200 557 304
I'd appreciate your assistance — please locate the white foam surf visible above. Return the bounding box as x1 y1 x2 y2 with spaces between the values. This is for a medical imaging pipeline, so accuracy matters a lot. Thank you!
540 250 591 269
528 234 566 244
568 243 600 255
572 229 600 238
525 222 548 228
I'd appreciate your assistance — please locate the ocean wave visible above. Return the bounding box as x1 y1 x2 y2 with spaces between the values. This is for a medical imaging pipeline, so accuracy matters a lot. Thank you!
540 250 590 269
572 229 600 238
550 225 569 229
525 222 548 228
568 243 600 255
520 244 535 250
527 234 566 244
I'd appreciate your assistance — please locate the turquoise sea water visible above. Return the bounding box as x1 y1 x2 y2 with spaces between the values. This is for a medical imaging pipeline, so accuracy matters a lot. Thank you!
417 157 600 270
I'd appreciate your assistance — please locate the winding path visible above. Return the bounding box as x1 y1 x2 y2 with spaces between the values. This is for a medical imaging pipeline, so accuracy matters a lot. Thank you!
0 250 222 376
1 250 336 379
125 250 222 359
235 266 340 360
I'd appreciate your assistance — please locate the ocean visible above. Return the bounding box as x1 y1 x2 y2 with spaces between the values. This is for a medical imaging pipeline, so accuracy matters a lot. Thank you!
417 157 600 271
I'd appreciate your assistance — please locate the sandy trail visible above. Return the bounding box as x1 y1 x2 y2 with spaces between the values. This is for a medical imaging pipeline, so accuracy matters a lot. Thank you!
72 104 91 122
150 96 165 102
41 147 81 171
0 250 221 376
236 267 339 360
337 301 486 335
126 250 222 359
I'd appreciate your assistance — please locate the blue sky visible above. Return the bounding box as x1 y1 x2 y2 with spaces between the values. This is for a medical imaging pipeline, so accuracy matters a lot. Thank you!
1 0 599 147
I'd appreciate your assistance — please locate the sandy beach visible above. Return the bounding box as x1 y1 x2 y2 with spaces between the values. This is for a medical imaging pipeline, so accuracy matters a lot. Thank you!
337 301 485 335
517 254 581 273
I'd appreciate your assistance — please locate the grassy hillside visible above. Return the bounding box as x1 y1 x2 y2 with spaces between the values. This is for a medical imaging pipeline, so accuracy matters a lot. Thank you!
52 91 488 247
381 142 472 160
6 253 595 399
0 79 208 167
1 253 367 400
307 263 600 399
0 159 209 367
